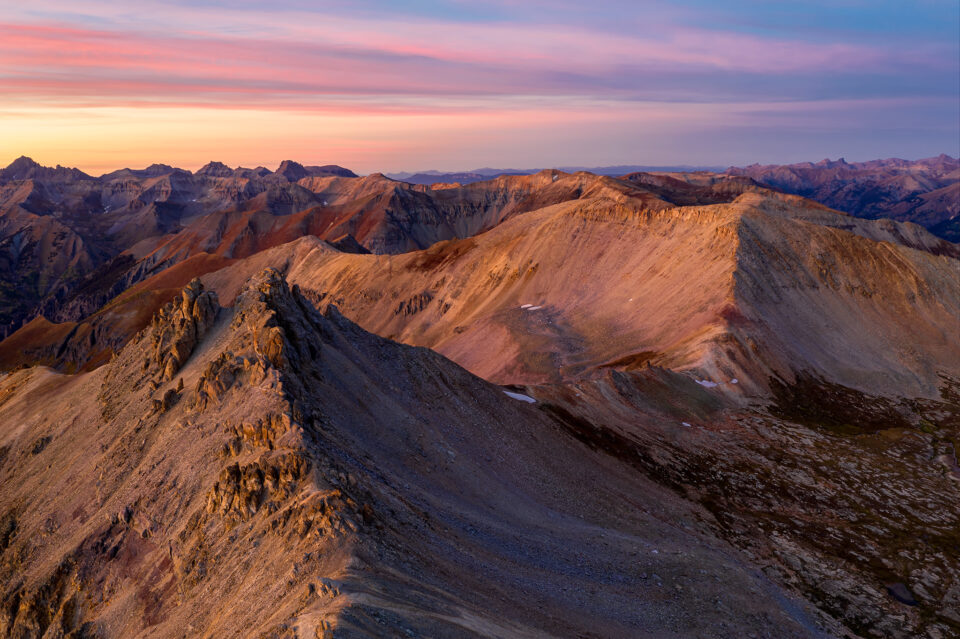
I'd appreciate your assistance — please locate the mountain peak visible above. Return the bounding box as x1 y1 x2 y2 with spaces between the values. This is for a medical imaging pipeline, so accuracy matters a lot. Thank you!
196 160 234 177
274 160 357 180
814 157 847 168
274 159 308 181
0 155 91 182
144 163 184 176
307 164 358 178
4 155 41 171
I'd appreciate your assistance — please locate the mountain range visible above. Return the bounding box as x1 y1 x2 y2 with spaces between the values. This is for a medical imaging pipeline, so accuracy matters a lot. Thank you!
386 165 726 185
727 155 960 241
0 154 958 638
387 156 960 241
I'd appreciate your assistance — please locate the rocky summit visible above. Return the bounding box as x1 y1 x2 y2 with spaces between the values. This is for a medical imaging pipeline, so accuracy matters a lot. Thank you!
0 157 958 639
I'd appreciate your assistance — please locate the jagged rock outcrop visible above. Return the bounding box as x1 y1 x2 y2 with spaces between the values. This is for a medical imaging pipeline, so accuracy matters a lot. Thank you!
145 278 218 381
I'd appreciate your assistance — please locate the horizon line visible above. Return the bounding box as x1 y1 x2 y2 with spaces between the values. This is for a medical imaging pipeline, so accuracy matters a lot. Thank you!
3 152 957 179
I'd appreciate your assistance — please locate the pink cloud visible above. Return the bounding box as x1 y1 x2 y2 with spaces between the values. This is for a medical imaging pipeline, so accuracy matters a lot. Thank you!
0 17 923 111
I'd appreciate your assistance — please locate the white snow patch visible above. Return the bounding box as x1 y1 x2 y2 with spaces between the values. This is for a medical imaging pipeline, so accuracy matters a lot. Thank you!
730 378 738 384
323 200 328 206
520 304 532 309
526 305 542 311
681 422 692 428
696 380 719 388
503 390 536 403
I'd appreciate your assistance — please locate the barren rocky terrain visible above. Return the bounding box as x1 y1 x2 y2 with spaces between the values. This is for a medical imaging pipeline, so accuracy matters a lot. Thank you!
0 273 836 638
0 157 958 638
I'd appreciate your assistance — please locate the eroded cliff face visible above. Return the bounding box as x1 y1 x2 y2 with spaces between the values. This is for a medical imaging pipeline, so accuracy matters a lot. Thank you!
143 278 218 382
0 274 834 638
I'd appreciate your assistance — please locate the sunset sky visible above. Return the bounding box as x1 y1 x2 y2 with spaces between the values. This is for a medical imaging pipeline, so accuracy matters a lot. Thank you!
1 0 958 175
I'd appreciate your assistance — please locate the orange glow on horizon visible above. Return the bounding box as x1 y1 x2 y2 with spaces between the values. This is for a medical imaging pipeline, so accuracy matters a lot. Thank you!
0 102 723 175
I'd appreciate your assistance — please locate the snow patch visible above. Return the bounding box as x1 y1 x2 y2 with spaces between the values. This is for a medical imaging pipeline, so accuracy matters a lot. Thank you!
696 380 719 388
520 304 532 309
526 305 542 311
503 390 536 403
681 422 692 428
730 378 738 384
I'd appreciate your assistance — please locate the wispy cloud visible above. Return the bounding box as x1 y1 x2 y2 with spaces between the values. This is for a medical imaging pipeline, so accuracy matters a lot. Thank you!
1 9 950 106
0 0 956 171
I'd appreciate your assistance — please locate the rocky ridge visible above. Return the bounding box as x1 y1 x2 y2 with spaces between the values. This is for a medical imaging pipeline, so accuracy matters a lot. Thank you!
0 273 836 638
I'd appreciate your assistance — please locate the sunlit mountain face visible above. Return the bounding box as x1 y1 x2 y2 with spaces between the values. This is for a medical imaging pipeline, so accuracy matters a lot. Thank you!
1 2 958 638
